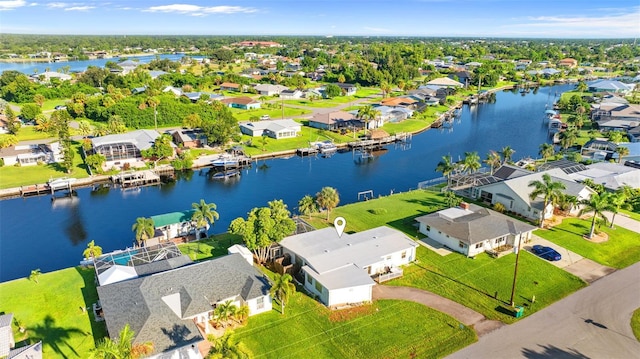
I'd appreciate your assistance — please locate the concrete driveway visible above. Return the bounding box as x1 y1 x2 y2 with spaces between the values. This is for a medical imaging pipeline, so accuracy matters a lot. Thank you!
525 235 583 269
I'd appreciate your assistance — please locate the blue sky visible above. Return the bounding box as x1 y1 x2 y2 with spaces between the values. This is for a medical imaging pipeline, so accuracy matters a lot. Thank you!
0 0 638 38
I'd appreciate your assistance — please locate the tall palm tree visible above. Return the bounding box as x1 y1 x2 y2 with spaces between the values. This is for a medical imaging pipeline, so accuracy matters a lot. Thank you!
616 146 630 163
357 105 381 131
435 155 456 185
528 173 567 228
559 128 578 151
316 187 339 220
499 146 515 165
270 273 295 315
579 192 615 239
462 151 481 173
484 150 501 175
90 323 153 359
539 143 555 162
297 195 318 218
576 81 588 93
207 332 248 359
83 240 103 260
607 189 630 229
191 199 219 239
132 217 155 247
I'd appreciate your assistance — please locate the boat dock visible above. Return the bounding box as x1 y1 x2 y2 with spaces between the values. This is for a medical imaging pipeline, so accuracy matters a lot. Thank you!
20 177 77 197
348 132 412 149
111 170 161 188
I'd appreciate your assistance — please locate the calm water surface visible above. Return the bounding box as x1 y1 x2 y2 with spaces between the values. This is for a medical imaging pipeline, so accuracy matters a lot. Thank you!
0 84 573 282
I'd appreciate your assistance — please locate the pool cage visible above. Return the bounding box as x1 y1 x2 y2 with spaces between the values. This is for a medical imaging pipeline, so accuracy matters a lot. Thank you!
93 242 184 276
92 142 141 162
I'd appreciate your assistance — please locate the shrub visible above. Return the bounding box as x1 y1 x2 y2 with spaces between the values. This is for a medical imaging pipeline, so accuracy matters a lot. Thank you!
368 208 388 215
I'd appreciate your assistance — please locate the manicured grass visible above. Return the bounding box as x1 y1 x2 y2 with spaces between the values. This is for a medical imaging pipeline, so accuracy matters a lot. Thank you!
234 297 476 359
306 189 448 234
41 99 68 112
534 218 640 269
15 126 53 141
230 107 312 121
391 247 586 324
620 209 640 222
632 308 640 342
178 233 243 261
0 267 107 358
283 99 345 108
0 142 91 189
240 125 353 156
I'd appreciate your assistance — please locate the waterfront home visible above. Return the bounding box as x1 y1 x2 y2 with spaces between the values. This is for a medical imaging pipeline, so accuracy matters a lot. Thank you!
415 203 536 257
0 142 61 166
588 79 635 94
219 82 241 92
580 139 619 161
591 103 640 133
279 226 417 308
472 169 594 222
380 96 417 109
425 77 464 89
90 129 162 170
30 71 72 83
308 111 360 131
97 252 272 358
220 96 261 110
558 58 578 68
172 129 205 148
369 105 413 125
239 119 301 139
568 162 640 191
254 84 288 96
150 209 208 242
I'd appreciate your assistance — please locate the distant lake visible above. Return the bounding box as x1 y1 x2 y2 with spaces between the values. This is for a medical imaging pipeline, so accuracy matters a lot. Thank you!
0 84 574 282
0 54 202 74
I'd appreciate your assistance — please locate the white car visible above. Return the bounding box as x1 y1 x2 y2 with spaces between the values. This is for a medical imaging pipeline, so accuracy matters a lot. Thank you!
260 115 270 120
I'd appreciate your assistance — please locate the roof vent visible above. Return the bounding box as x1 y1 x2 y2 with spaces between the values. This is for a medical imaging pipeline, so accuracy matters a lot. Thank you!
324 249 330 253
347 243 352 246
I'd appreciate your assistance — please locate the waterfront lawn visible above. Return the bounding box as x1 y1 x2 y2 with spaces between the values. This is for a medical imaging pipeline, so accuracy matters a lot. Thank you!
178 233 243 261
283 99 344 108
632 308 640 342
306 189 449 234
234 297 476 359
0 142 90 189
534 218 640 269
240 126 353 156
391 247 586 324
0 267 106 359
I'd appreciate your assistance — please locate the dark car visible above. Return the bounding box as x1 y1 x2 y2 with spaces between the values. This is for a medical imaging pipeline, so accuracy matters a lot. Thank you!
532 245 562 261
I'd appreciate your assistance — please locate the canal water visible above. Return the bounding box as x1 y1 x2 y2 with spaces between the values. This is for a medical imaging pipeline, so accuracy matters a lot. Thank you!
0 84 574 282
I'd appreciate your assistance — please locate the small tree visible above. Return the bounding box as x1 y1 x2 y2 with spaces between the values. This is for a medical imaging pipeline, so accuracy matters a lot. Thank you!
132 217 155 246
191 199 219 239
207 331 248 359
528 173 566 228
29 268 41 283
83 240 103 260
33 94 46 107
20 103 42 121
444 190 462 208
324 83 341 98
270 273 295 315
297 195 318 218
86 153 106 173
579 192 614 239
90 323 153 359
316 187 339 220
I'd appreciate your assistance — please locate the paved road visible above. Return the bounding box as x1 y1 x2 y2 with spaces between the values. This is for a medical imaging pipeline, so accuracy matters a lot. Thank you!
605 212 640 234
447 262 640 359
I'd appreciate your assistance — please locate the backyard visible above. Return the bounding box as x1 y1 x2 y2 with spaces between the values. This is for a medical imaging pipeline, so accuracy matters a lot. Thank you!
534 217 640 269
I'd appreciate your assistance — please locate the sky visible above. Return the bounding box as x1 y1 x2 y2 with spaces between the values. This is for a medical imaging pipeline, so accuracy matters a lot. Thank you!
0 0 638 38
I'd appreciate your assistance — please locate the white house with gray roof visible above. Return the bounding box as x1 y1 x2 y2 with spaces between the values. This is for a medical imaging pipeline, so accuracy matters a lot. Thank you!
415 203 536 257
280 226 418 308
239 119 301 139
97 253 272 358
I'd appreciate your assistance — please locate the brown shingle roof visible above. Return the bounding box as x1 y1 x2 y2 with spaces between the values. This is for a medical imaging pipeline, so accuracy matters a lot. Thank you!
221 96 258 105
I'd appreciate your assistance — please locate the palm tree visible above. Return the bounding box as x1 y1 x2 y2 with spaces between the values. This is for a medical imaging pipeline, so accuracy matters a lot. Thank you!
357 105 381 132
559 128 578 151
207 332 248 359
484 150 501 174
528 173 567 228
607 189 630 229
132 217 155 247
214 300 237 328
77 120 92 139
461 151 481 173
29 269 41 283
435 155 456 185
539 143 555 162
191 199 219 239
234 304 250 324
83 240 103 260
316 187 339 220
297 195 318 218
90 323 154 359
270 273 295 315
579 192 615 239
616 146 630 163
576 81 588 93
443 190 462 208
380 81 392 98
499 146 515 165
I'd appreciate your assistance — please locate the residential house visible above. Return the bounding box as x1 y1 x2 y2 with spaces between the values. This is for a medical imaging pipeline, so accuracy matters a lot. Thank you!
148 70 167 79
568 162 640 191
219 82 241 92
90 129 164 170
116 60 140 75
558 58 578 68
254 84 288 96
380 96 417 109
239 119 301 139
220 96 261 110
163 86 183 97
172 129 205 148
279 226 418 308
425 77 464 89
308 111 360 131
371 106 413 125
182 92 225 103
580 139 619 161
97 251 272 358
31 71 72 83
472 169 594 221
591 103 640 132
449 71 472 87
279 89 303 99
150 209 208 242
334 83 357 96
588 79 635 94
415 203 536 257
234 40 282 48
0 142 62 166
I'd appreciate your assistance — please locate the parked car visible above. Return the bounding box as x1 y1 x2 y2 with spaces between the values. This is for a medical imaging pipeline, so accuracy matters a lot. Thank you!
532 245 562 261
260 114 270 120
55 105 67 110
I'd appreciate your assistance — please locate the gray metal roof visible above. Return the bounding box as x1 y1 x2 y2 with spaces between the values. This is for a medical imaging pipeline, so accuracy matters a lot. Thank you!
302 264 374 291
415 204 537 245
90 129 160 151
97 253 270 353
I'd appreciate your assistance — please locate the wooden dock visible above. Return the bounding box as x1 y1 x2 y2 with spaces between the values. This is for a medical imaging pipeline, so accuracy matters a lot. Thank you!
111 170 161 188
348 132 411 149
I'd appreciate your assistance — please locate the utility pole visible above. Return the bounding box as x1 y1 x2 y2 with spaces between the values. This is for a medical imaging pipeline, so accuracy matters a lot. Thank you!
510 232 523 307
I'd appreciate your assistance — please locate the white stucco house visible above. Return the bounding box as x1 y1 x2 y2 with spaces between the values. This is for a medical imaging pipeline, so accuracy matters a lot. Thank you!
239 119 301 139
279 226 418 308
415 203 537 257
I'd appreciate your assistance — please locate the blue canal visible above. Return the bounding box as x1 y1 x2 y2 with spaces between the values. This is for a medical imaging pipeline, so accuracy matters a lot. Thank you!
0 84 574 282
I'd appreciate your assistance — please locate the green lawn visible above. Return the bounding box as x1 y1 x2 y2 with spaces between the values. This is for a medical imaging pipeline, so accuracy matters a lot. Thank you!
234 297 476 359
230 107 311 121
241 125 353 156
178 233 243 261
0 267 107 359
0 142 91 189
632 308 640 342
534 218 640 269
620 209 640 222
391 247 586 324
15 126 53 141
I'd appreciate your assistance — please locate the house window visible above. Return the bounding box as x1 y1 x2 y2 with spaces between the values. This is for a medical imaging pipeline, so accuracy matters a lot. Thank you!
401 251 407 259
459 241 465 248
475 243 483 249
426 225 431 232
306 274 313 284
446 234 450 238
257 296 264 309
315 281 323 293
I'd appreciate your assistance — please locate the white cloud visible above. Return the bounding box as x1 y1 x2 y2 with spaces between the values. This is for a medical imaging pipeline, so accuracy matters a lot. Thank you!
28 2 38 6
0 0 26 10
46 1 67 7
64 5 93 11
521 7 640 37
144 3 257 15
